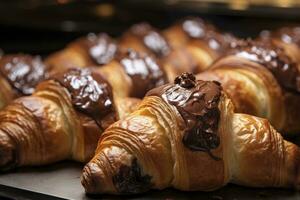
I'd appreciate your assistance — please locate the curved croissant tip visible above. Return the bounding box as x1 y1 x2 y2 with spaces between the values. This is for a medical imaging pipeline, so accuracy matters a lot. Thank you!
0 140 16 171
81 164 95 193
81 162 108 194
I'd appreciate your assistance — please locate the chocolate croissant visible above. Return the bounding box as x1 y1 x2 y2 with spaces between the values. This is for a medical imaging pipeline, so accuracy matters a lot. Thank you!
81 73 300 194
94 49 167 98
260 26 300 65
119 19 236 81
0 68 140 170
197 39 300 135
47 18 236 84
45 33 118 73
0 54 48 109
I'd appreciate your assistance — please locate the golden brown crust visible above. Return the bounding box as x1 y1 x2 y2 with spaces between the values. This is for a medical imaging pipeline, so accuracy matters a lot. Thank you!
197 54 297 134
0 75 15 109
0 68 140 170
81 85 300 194
45 49 87 75
231 114 300 188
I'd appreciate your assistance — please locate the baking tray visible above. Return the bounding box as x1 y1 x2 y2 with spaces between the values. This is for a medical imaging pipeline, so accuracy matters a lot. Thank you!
0 161 299 200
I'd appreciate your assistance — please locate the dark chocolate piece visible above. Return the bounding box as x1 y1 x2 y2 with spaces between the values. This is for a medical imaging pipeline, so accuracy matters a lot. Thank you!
0 54 48 95
229 39 300 93
74 33 117 65
129 23 170 57
118 49 167 98
147 73 222 159
52 68 116 130
113 158 152 194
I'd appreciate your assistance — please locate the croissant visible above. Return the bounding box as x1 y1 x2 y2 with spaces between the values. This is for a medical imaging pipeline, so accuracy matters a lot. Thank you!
260 26 300 65
45 33 118 73
0 54 48 109
0 68 140 170
93 49 167 98
81 73 300 194
196 39 300 135
119 19 236 81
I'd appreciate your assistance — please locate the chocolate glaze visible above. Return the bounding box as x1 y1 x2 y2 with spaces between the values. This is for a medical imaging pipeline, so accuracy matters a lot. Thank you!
52 68 116 130
112 158 152 194
117 49 167 98
228 39 300 93
181 17 235 53
0 54 48 95
272 27 300 47
74 33 117 65
147 73 222 159
128 23 170 57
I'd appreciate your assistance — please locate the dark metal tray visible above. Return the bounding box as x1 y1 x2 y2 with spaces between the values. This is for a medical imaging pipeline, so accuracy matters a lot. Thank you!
0 161 299 200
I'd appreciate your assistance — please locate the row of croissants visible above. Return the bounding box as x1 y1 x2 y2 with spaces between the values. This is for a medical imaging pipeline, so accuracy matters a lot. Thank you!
0 17 300 195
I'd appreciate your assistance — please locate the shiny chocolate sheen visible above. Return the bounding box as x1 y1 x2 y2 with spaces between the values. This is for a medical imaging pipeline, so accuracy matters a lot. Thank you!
273 27 300 47
129 23 170 57
147 73 222 159
112 158 152 194
181 18 235 52
118 50 167 98
74 33 117 65
52 68 116 130
0 54 48 95
229 39 300 93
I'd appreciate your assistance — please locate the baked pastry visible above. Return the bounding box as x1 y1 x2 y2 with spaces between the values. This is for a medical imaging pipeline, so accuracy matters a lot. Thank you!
45 33 118 73
260 26 300 65
119 19 236 81
0 54 48 109
197 39 300 135
81 73 300 194
0 68 140 170
46 18 236 83
94 49 167 98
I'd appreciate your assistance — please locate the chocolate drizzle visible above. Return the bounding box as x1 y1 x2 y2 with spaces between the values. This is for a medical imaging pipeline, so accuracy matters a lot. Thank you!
118 49 167 98
0 54 48 95
112 158 152 194
52 68 116 130
181 18 235 52
74 33 117 65
129 23 170 57
229 39 300 93
147 73 222 159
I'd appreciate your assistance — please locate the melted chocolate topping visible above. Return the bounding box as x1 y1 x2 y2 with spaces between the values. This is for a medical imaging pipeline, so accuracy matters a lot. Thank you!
273 27 300 47
74 33 117 65
52 68 116 130
0 54 48 95
147 73 222 159
229 39 300 93
181 18 235 53
129 23 170 57
113 158 152 194
117 49 167 98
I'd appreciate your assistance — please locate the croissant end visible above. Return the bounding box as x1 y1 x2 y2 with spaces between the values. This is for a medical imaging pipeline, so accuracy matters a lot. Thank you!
0 130 16 170
81 162 113 194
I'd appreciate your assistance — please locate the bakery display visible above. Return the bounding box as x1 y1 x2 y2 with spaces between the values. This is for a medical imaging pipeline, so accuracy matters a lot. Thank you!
0 16 299 198
81 73 300 194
